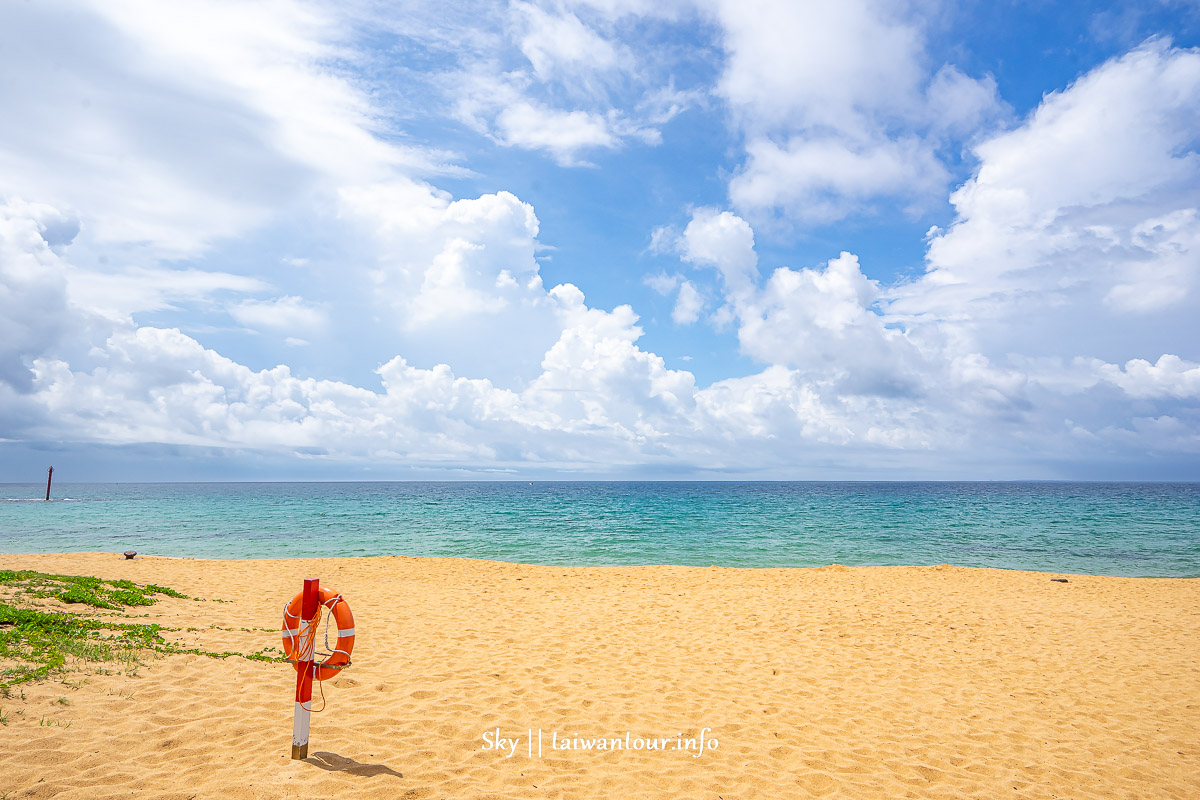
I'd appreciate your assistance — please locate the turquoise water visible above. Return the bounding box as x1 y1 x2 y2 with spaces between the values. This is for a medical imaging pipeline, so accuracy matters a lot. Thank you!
1 482 1198 577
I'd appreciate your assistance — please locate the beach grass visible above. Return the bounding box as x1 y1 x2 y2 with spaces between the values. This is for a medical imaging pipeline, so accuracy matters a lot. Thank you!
0 570 281 687
0 569 188 609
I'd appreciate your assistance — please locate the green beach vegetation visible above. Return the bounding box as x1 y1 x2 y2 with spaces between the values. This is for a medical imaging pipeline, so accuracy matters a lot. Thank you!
0 570 282 688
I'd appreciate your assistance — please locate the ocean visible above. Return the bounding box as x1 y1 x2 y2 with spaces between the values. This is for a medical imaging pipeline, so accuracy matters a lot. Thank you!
2 482 1198 577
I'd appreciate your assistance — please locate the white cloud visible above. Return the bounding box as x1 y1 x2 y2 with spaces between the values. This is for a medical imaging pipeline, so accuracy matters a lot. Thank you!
439 0 684 167
736 253 911 381
925 66 1004 137
228 296 326 332
709 0 1002 223
495 102 619 165
67 268 267 324
657 32 1200 461
644 271 681 294
1093 354 1200 400
0 200 75 391
891 38 1200 366
671 281 703 325
339 181 546 328
453 70 659 165
728 136 949 224
20 293 706 468
339 180 600 387
637 81 708 125
679 208 758 291
513 1 628 84
964 41 1199 218
714 0 924 133
0 0 455 257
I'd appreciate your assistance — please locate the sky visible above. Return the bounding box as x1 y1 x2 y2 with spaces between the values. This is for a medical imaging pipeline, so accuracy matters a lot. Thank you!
1 0 1199 481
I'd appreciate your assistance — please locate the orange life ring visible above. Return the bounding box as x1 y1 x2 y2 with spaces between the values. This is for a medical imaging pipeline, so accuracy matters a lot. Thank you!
281 587 355 681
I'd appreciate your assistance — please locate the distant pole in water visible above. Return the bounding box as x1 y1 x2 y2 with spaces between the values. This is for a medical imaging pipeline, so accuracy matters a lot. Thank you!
45 466 53 501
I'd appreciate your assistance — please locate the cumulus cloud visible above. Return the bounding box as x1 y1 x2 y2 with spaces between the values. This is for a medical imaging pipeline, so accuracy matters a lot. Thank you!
736 253 914 385
1093 355 1200 400
679 208 758 291
21 291 706 469
340 182 544 322
669 208 937 399
0 200 75 391
651 36 1200 462
891 38 1200 365
710 0 1003 223
3 190 946 473
339 178 704 391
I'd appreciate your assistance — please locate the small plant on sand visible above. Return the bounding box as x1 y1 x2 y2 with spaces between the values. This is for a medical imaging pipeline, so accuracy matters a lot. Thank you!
0 603 159 686
38 715 72 728
1 572 284 687
0 571 183 686
245 646 285 662
0 708 9 725
118 645 143 676
0 570 189 610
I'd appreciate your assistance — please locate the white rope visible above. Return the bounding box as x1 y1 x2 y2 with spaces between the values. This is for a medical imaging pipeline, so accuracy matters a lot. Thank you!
281 593 352 716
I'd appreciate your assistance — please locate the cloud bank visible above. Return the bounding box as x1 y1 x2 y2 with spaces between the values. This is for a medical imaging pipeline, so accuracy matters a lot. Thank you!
0 2 1197 478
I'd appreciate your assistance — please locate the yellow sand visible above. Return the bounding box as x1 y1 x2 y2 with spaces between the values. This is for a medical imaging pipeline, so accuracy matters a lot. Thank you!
0 553 1197 799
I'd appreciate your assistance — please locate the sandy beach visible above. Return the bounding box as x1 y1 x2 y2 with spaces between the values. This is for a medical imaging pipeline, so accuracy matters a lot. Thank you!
0 552 1197 799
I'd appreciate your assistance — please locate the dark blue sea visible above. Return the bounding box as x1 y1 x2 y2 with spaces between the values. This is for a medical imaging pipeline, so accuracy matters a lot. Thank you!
2 482 1198 577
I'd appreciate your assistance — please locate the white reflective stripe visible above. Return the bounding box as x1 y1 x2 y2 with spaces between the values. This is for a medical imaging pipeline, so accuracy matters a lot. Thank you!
337 627 355 638
282 627 300 637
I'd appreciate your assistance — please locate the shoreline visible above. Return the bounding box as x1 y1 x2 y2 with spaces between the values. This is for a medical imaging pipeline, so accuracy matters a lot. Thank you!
3 550 1198 580
1 552 1198 798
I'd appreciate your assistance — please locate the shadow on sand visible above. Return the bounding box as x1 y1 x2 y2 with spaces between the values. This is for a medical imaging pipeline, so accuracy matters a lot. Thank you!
305 751 403 778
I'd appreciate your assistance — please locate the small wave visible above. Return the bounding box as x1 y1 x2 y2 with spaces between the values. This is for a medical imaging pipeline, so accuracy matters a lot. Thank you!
2 497 114 503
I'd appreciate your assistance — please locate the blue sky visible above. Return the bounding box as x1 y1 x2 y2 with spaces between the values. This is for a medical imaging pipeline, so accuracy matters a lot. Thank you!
1 0 1199 480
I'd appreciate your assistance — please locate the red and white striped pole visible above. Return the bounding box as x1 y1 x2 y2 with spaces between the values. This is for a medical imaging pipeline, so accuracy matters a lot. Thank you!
291 578 319 760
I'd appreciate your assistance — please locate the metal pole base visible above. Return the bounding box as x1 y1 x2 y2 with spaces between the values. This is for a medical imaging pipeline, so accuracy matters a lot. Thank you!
291 743 309 760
